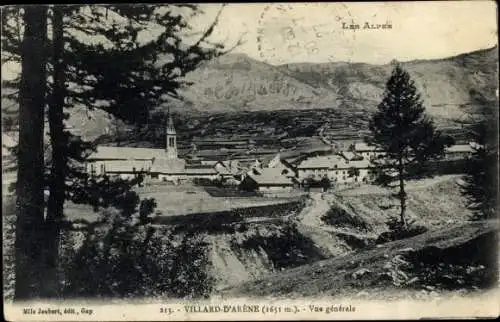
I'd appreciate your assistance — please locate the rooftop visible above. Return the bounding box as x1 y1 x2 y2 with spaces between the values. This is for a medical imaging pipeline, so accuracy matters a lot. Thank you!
354 142 382 152
248 167 296 186
88 146 166 160
298 154 372 169
183 167 218 175
446 144 475 153
343 159 371 169
150 158 186 174
341 151 357 160
297 155 344 169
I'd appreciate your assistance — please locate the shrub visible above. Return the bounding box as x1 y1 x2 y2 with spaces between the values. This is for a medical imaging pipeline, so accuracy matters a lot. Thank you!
2 197 16 301
233 222 324 270
376 217 428 244
61 208 214 299
321 206 370 232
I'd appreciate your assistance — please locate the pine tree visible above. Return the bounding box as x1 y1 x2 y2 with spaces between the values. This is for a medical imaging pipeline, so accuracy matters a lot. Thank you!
460 90 498 220
14 5 48 300
368 64 450 229
51 3 234 223
2 4 235 298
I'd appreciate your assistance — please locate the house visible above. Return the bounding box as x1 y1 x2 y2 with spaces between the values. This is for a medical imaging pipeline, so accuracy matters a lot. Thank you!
214 160 241 177
338 159 372 183
341 151 362 161
297 155 343 180
268 153 297 178
86 111 220 183
444 143 475 160
250 159 263 170
214 161 233 177
85 146 161 177
353 142 384 159
240 167 297 192
92 159 152 180
183 165 219 181
200 160 218 166
297 154 373 183
149 158 186 182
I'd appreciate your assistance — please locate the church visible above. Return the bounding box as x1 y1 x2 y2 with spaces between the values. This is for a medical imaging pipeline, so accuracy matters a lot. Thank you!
85 112 219 183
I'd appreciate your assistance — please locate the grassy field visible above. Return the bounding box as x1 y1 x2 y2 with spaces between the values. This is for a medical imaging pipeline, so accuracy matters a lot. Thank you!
331 175 473 232
64 183 298 222
134 184 298 216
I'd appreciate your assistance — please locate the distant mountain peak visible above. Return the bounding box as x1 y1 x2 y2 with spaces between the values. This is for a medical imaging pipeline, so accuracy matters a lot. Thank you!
176 46 497 119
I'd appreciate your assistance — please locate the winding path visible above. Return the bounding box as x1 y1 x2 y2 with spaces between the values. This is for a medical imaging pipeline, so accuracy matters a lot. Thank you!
290 193 372 257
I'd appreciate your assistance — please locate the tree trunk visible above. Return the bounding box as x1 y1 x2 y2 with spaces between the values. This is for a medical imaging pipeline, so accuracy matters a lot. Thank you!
44 6 66 298
14 6 47 300
398 156 407 229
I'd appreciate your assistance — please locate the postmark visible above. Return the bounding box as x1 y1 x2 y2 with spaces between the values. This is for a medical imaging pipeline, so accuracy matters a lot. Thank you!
256 3 359 64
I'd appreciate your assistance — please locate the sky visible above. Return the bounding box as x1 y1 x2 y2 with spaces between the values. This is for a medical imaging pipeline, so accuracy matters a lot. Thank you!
193 1 498 65
2 1 498 81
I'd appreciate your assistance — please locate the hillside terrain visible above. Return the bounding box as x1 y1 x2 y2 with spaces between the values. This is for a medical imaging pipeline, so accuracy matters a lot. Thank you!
3 46 497 143
58 45 500 142
143 175 492 293
221 220 498 299
216 176 497 298
174 46 498 120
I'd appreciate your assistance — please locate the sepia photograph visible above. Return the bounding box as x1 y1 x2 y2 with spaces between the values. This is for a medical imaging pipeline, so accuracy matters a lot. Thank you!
2 2 499 320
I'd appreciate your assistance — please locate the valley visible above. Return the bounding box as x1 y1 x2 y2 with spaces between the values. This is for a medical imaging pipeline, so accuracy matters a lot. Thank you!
2 41 497 304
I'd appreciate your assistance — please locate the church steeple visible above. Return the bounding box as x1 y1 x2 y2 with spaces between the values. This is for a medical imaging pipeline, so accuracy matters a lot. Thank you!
167 109 176 135
165 108 177 159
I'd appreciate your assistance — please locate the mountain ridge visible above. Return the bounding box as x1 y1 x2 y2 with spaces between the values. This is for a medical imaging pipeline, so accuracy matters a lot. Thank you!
171 45 498 120
2 46 498 140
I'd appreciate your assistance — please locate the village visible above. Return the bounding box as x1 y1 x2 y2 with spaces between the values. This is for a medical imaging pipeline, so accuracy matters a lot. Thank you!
2 3 497 314
82 112 475 195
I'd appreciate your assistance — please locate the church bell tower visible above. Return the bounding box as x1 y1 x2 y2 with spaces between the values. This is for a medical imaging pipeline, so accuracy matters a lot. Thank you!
165 110 177 159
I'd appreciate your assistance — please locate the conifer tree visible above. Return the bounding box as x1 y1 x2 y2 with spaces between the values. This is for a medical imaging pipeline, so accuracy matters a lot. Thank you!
2 4 235 298
368 64 451 228
460 90 498 220
13 5 48 300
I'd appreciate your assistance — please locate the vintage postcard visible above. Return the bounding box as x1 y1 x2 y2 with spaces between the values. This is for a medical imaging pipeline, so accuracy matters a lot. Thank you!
2 1 499 320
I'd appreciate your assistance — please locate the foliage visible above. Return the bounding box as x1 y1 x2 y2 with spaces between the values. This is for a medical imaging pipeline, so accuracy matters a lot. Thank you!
302 175 332 191
3 4 233 217
2 197 17 302
62 209 214 299
375 216 428 244
2 4 233 299
319 176 332 190
461 144 497 220
377 231 498 291
139 198 157 224
367 64 451 227
460 89 498 221
233 222 324 270
321 206 371 232
59 184 213 299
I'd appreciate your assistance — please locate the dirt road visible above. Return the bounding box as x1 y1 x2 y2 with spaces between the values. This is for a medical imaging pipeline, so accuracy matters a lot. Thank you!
290 193 373 258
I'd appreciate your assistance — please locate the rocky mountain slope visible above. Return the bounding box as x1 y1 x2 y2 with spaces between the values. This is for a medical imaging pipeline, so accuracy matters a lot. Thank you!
2 46 497 141
174 46 498 121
